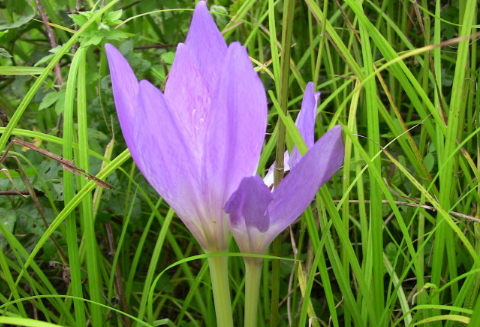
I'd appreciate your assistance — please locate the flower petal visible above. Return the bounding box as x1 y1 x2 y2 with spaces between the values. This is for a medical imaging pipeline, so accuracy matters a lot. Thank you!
134 80 209 244
268 126 344 237
265 82 320 186
164 43 210 160
185 1 227 94
202 42 267 213
106 45 211 245
225 175 272 232
225 175 273 254
105 44 140 158
289 82 319 167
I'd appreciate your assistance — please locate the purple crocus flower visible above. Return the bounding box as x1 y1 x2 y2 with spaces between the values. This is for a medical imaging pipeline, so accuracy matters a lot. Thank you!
105 1 267 252
225 124 344 255
263 82 320 187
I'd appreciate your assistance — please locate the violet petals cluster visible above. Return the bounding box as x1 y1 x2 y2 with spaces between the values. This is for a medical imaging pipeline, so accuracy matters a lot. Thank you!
106 0 344 255
226 126 344 255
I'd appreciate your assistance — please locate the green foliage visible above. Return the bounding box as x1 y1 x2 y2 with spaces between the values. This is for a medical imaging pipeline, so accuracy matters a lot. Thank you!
70 10 128 46
0 0 35 30
0 0 479 326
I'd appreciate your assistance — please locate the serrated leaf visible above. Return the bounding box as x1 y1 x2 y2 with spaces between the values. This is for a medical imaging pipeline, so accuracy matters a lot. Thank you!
39 91 65 111
69 13 88 27
106 10 123 23
83 34 103 46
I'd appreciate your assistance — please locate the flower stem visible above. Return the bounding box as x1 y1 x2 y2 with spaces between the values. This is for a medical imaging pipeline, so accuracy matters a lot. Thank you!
244 258 263 327
272 0 296 324
207 256 234 327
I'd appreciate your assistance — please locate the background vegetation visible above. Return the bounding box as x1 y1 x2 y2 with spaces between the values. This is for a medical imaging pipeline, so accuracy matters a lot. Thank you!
0 0 479 326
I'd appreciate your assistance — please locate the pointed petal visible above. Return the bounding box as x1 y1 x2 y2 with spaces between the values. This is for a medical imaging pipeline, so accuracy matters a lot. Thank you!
105 44 140 158
203 42 267 213
164 43 210 159
268 126 344 237
185 1 227 94
296 82 318 149
289 82 319 167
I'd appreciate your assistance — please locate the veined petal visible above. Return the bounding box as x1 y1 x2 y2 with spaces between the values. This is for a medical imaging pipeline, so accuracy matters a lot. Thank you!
105 44 140 159
164 43 210 159
289 82 320 167
268 126 344 237
185 1 227 94
225 176 273 254
106 45 211 246
203 42 267 216
226 175 272 232
135 80 207 244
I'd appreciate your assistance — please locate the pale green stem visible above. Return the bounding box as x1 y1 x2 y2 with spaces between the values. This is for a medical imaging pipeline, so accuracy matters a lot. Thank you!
244 258 263 327
207 256 234 327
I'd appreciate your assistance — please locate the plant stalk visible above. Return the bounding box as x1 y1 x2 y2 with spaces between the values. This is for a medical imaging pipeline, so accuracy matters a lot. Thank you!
207 256 234 327
244 258 263 327
271 0 296 325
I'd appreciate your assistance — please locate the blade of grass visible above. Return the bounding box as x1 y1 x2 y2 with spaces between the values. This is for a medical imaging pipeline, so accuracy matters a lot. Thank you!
62 46 86 327
75 46 103 326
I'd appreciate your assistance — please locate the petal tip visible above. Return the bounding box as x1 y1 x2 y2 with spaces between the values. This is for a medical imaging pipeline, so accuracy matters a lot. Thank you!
194 0 207 10
138 79 161 96
105 43 121 59
306 81 315 91
330 125 343 134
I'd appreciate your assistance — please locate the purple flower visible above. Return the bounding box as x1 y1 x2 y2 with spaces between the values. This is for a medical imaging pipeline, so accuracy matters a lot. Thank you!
225 126 344 255
105 1 267 252
263 82 320 187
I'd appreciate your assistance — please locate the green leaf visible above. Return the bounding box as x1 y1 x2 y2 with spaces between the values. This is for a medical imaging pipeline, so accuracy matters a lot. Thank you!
161 52 175 65
69 14 88 27
0 0 35 30
0 48 12 58
39 90 66 111
210 5 228 28
83 34 103 46
424 152 435 173
34 45 65 67
106 9 123 23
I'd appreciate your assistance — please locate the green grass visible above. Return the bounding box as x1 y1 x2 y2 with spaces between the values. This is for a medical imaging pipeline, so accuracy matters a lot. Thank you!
0 0 479 326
